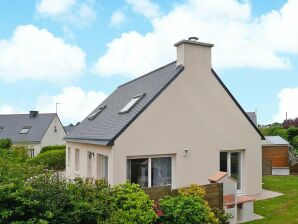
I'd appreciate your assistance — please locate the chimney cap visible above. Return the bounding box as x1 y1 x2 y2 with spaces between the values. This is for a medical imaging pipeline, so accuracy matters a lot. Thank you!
174 38 214 47
188 37 199 41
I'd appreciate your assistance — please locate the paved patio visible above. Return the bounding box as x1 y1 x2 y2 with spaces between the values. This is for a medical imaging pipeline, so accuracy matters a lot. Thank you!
250 189 283 201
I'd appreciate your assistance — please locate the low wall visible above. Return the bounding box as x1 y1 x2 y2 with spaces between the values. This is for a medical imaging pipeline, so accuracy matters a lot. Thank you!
143 183 223 209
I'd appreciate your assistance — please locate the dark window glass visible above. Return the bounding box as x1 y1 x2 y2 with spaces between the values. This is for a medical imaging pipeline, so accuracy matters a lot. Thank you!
231 152 241 190
127 158 148 187
220 152 228 172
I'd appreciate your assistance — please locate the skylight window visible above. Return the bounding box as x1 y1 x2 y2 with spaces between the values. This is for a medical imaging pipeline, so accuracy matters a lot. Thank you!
19 126 30 134
88 105 106 120
119 94 146 114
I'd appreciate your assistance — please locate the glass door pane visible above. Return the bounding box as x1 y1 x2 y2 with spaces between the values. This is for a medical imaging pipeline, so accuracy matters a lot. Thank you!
127 158 148 187
151 157 171 187
220 152 228 172
230 152 241 190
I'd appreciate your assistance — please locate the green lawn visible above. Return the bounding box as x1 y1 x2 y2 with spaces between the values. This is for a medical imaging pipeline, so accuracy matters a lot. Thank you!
246 175 298 224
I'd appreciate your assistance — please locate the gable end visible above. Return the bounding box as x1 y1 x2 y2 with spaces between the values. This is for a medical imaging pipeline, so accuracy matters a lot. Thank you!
211 69 265 140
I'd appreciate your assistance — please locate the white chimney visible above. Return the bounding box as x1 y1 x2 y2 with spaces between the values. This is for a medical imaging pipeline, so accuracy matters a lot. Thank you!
174 37 214 69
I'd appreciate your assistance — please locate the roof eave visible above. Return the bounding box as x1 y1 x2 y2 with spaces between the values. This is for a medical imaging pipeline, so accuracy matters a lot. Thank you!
65 137 111 146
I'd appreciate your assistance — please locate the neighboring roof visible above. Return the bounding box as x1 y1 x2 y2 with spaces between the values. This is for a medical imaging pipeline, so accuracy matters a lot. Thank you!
0 113 56 143
262 136 289 146
64 124 75 134
66 62 184 145
246 112 257 126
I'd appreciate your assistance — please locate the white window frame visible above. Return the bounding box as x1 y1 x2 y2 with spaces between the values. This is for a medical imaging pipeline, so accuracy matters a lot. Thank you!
127 154 174 188
220 150 244 193
75 148 80 171
67 147 71 165
96 154 108 180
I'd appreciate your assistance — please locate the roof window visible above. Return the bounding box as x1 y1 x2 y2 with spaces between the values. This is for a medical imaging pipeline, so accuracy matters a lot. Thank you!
119 94 146 114
88 105 106 120
19 126 31 134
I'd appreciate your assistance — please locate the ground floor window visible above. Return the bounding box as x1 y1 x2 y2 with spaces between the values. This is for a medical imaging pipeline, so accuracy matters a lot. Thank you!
220 151 242 190
75 148 80 171
127 156 172 187
97 154 108 180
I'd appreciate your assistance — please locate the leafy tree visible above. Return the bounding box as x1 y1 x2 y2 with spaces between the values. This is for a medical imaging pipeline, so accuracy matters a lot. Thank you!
0 138 12 149
260 126 288 140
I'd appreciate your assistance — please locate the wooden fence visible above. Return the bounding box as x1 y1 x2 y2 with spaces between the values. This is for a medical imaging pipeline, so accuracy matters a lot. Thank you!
143 183 223 209
262 157 272 175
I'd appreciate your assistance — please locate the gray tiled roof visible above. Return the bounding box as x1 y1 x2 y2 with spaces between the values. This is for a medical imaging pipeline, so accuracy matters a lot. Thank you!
262 136 289 146
246 112 257 126
66 61 184 145
0 113 56 143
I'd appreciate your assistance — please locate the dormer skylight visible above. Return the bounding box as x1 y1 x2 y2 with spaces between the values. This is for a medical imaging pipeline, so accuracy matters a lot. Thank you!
88 105 106 120
19 126 30 134
119 94 146 114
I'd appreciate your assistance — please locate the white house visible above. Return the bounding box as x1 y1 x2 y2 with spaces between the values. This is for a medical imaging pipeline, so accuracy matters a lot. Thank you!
65 38 263 199
0 111 66 156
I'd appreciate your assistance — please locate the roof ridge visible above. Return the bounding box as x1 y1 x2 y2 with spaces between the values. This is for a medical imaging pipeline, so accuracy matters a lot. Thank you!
117 61 177 88
0 113 56 116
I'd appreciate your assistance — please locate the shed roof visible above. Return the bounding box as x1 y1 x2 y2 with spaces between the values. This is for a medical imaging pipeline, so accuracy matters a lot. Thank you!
262 136 289 146
0 113 56 143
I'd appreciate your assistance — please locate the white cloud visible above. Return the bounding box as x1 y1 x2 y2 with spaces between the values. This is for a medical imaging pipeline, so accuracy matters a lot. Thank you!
126 0 161 19
36 0 96 27
0 25 86 83
36 87 108 124
36 0 75 16
0 105 17 114
94 0 297 78
110 10 126 26
273 87 298 122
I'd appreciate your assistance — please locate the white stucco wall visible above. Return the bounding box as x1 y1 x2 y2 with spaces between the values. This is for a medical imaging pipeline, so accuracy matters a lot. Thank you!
65 40 262 195
40 116 66 153
112 41 262 195
65 141 113 183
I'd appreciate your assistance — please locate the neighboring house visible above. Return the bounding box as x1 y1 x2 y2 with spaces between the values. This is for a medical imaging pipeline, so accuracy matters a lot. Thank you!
0 111 66 156
64 124 75 135
66 38 264 199
262 136 290 175
246 112 257 126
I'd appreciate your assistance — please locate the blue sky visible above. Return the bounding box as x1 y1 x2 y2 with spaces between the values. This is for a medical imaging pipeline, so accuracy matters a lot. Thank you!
0 0 297 125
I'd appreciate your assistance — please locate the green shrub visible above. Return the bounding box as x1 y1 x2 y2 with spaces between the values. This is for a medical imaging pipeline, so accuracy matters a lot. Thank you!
40 145 66 154
108 183 157 224
28 149 65 170
211 208 232 224
159 194 218 224
0 138 12 149
178 184 206 198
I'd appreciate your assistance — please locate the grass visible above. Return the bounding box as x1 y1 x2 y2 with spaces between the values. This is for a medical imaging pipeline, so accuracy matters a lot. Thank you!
246 175 298 224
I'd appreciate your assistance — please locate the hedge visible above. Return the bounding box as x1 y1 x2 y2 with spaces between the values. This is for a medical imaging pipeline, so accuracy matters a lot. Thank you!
0 138 12 149
28 149 65 170
40 145 66 154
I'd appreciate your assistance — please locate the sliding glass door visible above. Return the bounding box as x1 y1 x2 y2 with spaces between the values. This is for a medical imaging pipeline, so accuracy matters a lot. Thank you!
220 151 242 191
